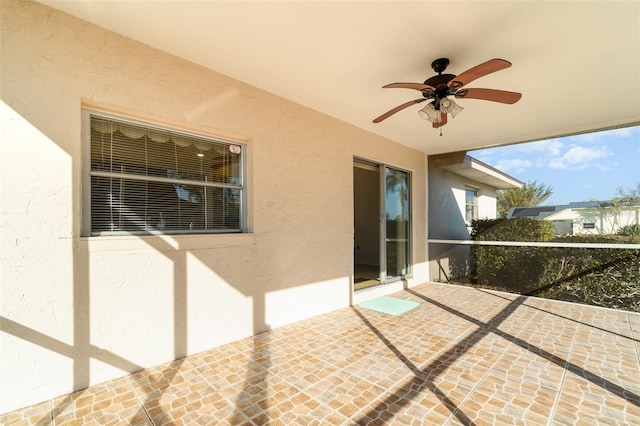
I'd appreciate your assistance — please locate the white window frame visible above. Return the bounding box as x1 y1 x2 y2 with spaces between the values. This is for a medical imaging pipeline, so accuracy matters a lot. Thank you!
82 108 247 236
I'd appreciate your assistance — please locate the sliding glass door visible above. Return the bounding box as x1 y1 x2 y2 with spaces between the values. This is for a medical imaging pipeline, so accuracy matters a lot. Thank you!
354 160 411 289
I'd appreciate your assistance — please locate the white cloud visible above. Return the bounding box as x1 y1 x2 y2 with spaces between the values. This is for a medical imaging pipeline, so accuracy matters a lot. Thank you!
493 158 533 174
478 143 614 173
471 127 637 176
548 145 612 170
516 139 564 157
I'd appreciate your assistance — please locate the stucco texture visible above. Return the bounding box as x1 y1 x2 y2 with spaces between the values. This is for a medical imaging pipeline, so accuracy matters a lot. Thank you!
0 0 427 413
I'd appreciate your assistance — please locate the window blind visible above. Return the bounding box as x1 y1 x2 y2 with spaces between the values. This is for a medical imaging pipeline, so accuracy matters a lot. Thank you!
88 115 243 235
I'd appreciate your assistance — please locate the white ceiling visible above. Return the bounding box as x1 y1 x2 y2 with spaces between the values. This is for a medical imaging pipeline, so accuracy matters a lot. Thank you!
39 1 640 155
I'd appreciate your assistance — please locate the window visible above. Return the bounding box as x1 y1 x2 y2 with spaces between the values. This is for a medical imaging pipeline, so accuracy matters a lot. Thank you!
84 112 245 236
465 187 478 222
583 222 596 229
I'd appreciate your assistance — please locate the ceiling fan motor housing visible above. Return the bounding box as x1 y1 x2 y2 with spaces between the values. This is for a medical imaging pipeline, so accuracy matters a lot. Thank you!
423 74 457 108
424 58 457 106
424 74 456 90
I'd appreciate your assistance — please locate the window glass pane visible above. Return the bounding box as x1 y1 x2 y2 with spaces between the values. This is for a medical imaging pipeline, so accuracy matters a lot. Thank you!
90 116 242 184
90 176 241 233
465 188 478 221
88 114 244 235
385 167 410 279
210 187 242 230
465 188 476 205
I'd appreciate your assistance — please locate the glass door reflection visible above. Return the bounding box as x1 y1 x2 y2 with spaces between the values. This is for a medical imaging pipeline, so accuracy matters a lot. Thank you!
384 167 410 280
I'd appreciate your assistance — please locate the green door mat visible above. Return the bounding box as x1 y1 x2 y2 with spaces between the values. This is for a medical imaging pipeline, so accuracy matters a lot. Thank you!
358 296 419 316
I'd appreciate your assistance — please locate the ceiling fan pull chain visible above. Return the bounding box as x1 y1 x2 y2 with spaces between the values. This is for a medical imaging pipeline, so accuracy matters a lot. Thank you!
439 127 443 137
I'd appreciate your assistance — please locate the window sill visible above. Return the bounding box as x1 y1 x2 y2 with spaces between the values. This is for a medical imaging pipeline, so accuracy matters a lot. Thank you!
80 232 254 253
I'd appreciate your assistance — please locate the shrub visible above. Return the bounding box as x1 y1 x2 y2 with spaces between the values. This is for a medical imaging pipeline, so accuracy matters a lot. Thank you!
469 218 505 240
617 224 640 237
470 218 554 293
468 219 640 312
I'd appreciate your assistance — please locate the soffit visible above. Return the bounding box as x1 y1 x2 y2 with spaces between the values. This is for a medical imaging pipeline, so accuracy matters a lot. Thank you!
439 159 522 190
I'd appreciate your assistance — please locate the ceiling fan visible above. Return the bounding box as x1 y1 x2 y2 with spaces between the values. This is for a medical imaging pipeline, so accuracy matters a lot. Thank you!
373 58 522 129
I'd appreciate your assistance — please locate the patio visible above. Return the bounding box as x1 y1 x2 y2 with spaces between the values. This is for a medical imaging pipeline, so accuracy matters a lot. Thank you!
2 282 639 426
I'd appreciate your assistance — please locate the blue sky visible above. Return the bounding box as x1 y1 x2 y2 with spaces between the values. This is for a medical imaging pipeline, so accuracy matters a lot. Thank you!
468 126 640 206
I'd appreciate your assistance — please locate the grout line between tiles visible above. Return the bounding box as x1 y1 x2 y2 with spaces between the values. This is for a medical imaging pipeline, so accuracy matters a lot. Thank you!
49 398 54 426
545 306 583 426
125 374 154 426
194 353 257 425
444 335 512 426
627 312 640 376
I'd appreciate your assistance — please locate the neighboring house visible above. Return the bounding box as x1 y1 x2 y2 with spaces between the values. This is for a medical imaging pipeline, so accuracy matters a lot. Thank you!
428 153 523 282
508 202 640 235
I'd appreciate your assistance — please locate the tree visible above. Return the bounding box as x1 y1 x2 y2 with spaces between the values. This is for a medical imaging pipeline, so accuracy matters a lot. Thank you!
385 169 409 220
611 182 640 233
580 183 640 235
612 182 640 206
497 180 553 218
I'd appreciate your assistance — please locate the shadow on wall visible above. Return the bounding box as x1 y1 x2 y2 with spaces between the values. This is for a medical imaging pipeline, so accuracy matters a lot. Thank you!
428 157 472 282
0 99 348 419
0 2 422 416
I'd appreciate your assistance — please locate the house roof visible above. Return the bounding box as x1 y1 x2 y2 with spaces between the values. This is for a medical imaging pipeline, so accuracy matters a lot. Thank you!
507 206 564 219
544 203 640 221
508 202 600 219
507 201 640 219
435 154 523 190
37 1 640 155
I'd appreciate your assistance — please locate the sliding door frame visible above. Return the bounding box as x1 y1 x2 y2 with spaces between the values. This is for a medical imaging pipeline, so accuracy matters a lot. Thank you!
354 157 412 288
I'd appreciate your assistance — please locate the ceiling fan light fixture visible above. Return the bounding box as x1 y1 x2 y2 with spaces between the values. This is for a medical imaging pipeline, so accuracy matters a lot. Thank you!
440 97 464 118
418 103 442 123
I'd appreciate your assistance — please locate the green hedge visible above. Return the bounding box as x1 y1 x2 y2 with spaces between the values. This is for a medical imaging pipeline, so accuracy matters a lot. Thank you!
470 218 554 294
469 219 640 312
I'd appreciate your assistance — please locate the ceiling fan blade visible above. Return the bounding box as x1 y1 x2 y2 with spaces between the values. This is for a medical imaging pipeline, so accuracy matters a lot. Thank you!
432 112 448 128
373 98 427 123
383 82 435 91
455 88 522 104
448 59 512 88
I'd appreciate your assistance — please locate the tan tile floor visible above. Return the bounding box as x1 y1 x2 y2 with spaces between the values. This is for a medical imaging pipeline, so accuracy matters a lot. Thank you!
2 283 639 425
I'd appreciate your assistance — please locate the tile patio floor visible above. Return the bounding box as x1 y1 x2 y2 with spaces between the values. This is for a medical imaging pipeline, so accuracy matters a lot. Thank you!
2 283 639 425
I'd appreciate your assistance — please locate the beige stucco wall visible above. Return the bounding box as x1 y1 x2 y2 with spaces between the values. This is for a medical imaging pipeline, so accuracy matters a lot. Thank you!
0 1 428 413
